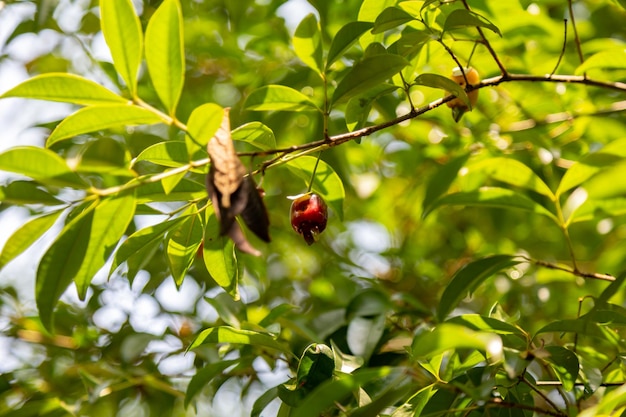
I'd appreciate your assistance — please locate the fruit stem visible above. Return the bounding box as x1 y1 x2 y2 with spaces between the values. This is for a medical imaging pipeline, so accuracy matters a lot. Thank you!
307 152 322 193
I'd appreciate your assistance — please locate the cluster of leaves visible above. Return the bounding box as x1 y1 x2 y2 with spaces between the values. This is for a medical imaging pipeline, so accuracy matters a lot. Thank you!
1 0 626 416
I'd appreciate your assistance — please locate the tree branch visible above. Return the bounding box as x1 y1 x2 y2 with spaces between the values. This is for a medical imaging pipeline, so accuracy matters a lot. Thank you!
460 0 508 76
241 72 626 173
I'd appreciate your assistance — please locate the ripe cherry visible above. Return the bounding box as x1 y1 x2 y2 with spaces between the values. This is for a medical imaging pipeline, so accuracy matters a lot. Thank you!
290 193 328 245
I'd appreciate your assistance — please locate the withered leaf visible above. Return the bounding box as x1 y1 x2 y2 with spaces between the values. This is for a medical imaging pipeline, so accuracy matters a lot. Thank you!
206 108 270 256
207 108 246 208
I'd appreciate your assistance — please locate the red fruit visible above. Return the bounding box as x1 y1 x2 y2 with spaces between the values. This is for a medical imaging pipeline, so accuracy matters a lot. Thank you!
290 193 328 245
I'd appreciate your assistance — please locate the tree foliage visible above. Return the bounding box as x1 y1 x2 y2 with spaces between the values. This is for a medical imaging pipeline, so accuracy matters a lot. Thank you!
1 0 626 415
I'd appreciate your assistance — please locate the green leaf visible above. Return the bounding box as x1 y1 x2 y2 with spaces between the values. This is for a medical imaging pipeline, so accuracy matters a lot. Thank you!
145 0 185 115
36 201 97 331
437 255 522 321
74 194 136 298
443 9 502 36
326 21 374 69
136 178 206 203
186 103 223 156
372 7 415 34
110 216 185 278
414 73 470 108
296 344 335 390
411 323 503 360
231 122 277 151
245 85 321 112
534 311 626 343
0 210 63 270
294 13 323 77
251 387 279 417
203 210 239 299
286 156 345 220
388 30 432 58
189 326 293 357
166 207 203 287
47 104 162 146
422 154 470 215
136 141 190 167
0 73 127 105
100 0 143 96
184 359 239 408
332 54 408 103
357 0 396 48
556 152 623 197
575 49 626 75
0 181 63 205
543 346 579 391
469 157 555 200
36 195 134 324
581 160 626 199
0 146 88 188
75 137 133 175
426 187 559 223
291 367 399 417
345 84 398 131
446 314 526 338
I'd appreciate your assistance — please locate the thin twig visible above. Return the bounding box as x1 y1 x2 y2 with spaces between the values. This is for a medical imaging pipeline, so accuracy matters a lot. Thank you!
531 259 615 282
488 399 566 417
550 19 568 76
521 373 567 416
438 38 470 85
238 73 626 172
567 0 585 70
460 0 508 76
89 72 626 198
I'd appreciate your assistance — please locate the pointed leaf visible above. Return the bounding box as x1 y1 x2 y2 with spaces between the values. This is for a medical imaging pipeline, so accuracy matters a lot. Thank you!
286 156 345 220
469 157 555 200
166 207 203 286
145 0 185 115
575 49 626 75
294 13 323 76
422 154 470 215
543 346 579 392
427 187 559 223
332 54 408 103
231 122 276 151
291 368 399 417
443 9 502 36
110 216 185 277
245 85 320 112
0 181 63 205
0 210 63 270
0 146 88 188
136 178 206 203
74 193 136 298
100 0 143 96
556 152 624 197
437 255 522 321
372 7 415 34
326 21 373 69
186 103 223 156
136 141 190 167
189 326 293 357
203 211 239 299
47 104 162 146
184 359 239 408
36 201 98 331
414 73 470 108
412 323 503 360
0 73 127 105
